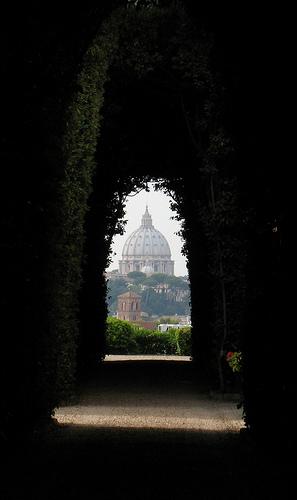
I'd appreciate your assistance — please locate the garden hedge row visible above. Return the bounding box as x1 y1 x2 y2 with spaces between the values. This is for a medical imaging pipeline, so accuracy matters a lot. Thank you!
105 317 192 355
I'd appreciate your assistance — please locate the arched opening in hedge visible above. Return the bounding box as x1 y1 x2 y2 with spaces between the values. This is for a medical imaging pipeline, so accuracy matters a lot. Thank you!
41 5 246 422
103 183 192 357
78 174 208 365
105 182 190 306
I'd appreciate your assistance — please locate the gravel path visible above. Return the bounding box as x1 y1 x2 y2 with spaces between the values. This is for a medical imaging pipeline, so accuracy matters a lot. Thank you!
2 358 292 499
55 356 243 431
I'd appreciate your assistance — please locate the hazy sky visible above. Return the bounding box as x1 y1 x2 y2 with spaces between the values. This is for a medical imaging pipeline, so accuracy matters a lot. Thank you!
107 184 188 276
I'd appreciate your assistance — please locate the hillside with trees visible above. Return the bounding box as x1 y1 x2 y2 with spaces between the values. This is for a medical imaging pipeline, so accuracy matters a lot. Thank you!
107 272 190 317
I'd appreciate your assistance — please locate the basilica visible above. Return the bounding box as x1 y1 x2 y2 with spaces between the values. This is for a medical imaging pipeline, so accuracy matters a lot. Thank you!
118 206 174 276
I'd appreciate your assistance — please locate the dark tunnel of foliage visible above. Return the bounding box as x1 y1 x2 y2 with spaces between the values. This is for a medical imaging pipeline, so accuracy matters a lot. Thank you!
1 1 290 449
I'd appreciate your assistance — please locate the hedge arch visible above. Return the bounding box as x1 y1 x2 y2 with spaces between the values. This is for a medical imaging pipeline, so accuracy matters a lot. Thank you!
3 1 289 450
0 0 287 456
39 3 247 418
44 7 244 399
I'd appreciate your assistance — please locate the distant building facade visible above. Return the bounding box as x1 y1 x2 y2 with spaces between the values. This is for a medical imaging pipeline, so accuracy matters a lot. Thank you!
119 206 174 276
117 291 141 322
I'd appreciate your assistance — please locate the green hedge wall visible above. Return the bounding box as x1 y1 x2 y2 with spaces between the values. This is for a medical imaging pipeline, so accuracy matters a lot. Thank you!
105 317 192 356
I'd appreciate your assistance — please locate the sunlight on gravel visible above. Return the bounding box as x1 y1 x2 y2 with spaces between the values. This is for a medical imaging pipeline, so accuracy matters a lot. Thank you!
55 356 244 432
55 411 243 431
104 355 192 362
55 403 243 431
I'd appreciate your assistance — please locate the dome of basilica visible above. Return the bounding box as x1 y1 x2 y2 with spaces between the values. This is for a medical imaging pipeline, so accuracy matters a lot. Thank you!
119 207 174 276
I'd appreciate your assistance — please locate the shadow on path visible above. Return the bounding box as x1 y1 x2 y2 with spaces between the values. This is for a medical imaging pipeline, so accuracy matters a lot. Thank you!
2 359 292 499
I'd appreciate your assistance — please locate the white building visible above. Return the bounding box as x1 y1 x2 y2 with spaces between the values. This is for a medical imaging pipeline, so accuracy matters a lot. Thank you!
119 206 174 276
157 323 191 332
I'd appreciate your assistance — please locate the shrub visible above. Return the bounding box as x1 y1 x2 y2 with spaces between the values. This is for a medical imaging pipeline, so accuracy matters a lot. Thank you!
105 317 138 354
105 318 192 356
174 326 192 356
134 328 176 355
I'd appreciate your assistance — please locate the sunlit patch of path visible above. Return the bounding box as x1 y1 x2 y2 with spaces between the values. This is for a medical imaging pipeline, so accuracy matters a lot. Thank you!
104 354 192 362
55 356 243 432
5 358 291 500
55 408 242 431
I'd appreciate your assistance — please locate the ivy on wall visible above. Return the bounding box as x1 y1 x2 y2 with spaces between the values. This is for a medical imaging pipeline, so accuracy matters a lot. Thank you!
31 14 121 413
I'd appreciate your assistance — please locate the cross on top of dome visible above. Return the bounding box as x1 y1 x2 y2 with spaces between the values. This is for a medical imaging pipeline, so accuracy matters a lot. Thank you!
141 205 153 227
